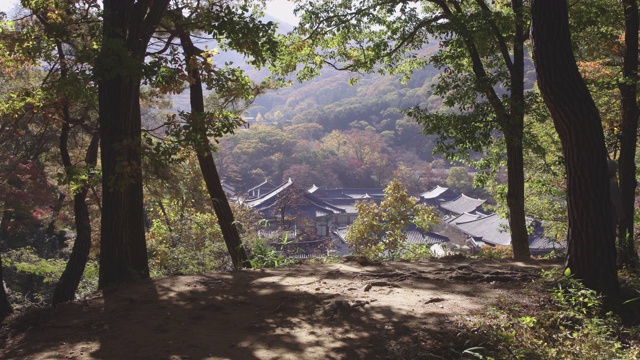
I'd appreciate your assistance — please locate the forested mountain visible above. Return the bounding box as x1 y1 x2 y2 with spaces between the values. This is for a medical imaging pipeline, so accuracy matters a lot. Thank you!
213 60 450 193
210 39 536 194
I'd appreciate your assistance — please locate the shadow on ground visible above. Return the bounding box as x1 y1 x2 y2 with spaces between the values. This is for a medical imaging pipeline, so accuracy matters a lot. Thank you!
0 259 560 359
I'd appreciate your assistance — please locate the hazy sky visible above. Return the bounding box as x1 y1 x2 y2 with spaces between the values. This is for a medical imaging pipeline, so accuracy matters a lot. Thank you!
0 0 16 13
0 0 299 25
265 0 299 25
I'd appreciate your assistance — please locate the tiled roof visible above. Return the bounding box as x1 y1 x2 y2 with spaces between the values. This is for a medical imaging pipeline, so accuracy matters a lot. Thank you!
406 231 450 245
246 178 345 216
444 212 486 225
246 179 278 199
527 221 566 253
421 186 457 200
529 236 564 252
246 179 276 193
452 214 564 253
221 181 236 197
454 213 511 246
331 226 449 246
309 187 385 200
245 178 294 208
440 194 486 215
332 226 349 241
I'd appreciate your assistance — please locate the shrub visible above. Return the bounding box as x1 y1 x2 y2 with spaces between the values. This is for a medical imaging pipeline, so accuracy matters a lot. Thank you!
2 247 98 307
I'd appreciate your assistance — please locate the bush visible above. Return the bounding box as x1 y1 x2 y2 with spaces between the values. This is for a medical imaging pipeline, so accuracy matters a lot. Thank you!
2 247 98 307
246 238 296 269
147 211 231 276
476 245 513 259
454 268 640 359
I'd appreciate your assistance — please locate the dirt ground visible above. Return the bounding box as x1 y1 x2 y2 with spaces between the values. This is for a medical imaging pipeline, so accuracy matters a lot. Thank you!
0 258 561 360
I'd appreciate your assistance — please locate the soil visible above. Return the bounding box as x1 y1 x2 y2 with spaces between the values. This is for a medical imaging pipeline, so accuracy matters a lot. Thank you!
0 258 561 360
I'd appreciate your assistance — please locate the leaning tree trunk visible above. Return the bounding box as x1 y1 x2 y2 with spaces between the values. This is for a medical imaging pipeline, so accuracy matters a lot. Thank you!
52 121 99 305
178 31 250 268
50 36 99 304
97 1 169 288
0 250 11 321
617 0 639 268
531 0 619 298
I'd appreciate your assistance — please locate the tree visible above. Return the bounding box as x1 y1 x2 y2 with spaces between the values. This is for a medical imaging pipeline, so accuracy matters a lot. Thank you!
568 0 639 267
320 129 392 187
19 0 102 305
166 6 270 268
346 179 438 259
0 15 67 313
446 167 474 194
287 0 532 260
531 0 619 297
616 0 638 267
96 0 169 288
215 125 298 188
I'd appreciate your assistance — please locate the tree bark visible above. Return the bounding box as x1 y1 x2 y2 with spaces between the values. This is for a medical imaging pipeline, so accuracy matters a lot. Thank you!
617 0 639 268
97 1 169 288
0 250 12 321
531 0 619 298
504 0 530 261
47 34 98 304
178 30 250 268
53 126 99 305
445 1 531 260
0 210 11 239
0 211 12 319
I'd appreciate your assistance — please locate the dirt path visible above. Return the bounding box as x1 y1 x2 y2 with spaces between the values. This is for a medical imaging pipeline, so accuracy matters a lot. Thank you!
0 258 560 359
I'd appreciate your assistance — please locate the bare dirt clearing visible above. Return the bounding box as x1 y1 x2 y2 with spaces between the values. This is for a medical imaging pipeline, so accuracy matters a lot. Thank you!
0 258 561 359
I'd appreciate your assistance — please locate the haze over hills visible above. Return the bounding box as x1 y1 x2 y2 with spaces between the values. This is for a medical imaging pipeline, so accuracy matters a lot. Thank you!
171 14 537 192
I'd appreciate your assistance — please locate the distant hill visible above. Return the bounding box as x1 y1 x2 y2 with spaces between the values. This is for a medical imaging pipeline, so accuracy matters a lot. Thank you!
171 14 294 110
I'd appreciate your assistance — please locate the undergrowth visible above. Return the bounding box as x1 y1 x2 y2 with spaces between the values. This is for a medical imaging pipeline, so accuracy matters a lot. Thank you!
449 268 640 359
386 266 640 360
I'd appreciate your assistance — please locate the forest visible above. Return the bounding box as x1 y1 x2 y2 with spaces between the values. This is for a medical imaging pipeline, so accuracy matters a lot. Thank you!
1 0 640 359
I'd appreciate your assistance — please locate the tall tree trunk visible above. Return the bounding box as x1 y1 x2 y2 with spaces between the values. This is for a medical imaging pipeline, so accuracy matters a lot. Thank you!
505 130 529 260
178 31 250 268
445 0 531 260
617 0 639 268
505 0 530 261
97 1 169 288
531 0 619 298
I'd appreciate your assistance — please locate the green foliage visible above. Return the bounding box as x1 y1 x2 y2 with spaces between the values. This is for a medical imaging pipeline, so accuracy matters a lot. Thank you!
397 243 433 261
446 166 474 194
346 179 438 260
455 268 640 359
2 247 98 306
147 207 230 276
3 247 65 285
476 245 513 260
246 237 296 269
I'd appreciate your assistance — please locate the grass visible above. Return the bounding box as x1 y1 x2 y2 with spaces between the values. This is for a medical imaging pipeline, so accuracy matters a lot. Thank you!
386 266 640 359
